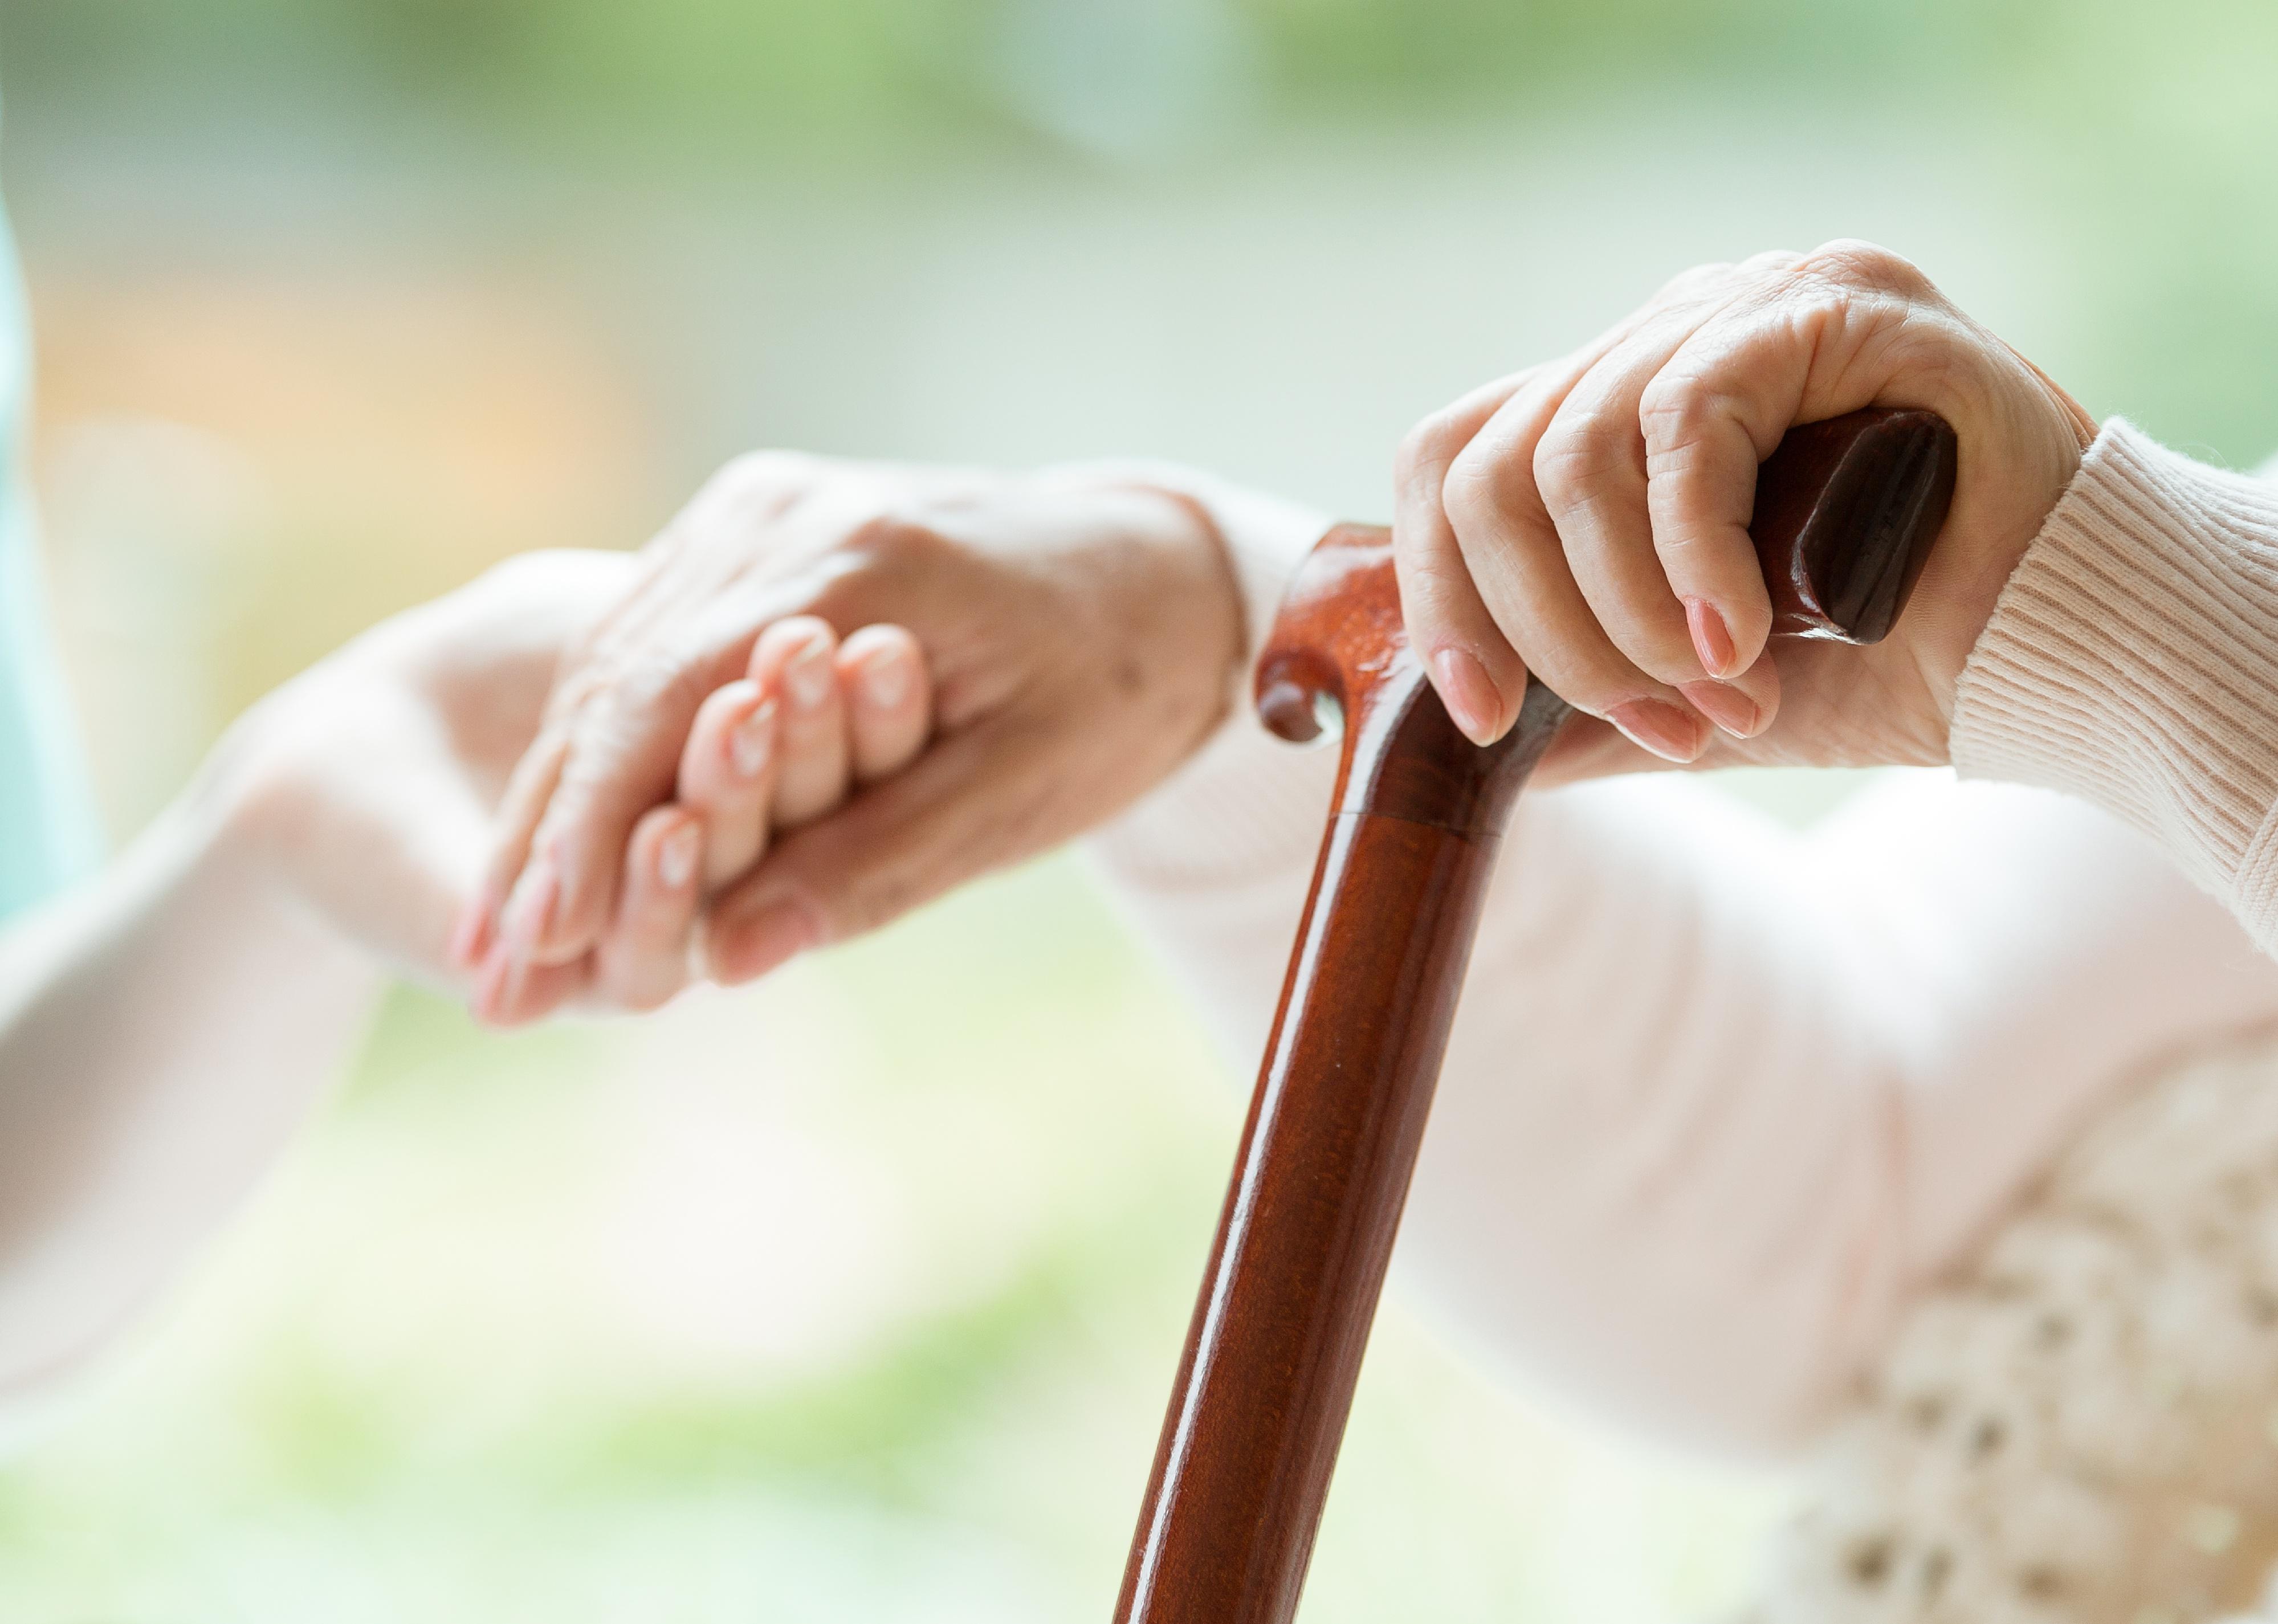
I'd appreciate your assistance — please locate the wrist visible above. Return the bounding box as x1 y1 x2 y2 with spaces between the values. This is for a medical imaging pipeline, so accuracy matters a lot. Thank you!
1952 420 2278 914
60 687 388 1011
1042 460 1331 673
189 688 325 909
1119 481 1249 709
1920 377 2095 744
191 676 404 969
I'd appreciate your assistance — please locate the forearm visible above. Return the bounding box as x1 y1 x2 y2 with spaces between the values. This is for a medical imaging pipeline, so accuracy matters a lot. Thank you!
0 753 382 1408
1092 735 1908 1453
1094 705 2278 1455
1403 772 2278 1452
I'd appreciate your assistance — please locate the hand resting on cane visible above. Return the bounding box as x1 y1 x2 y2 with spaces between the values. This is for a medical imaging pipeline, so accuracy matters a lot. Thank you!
471 242 2278 996
1391 236 2278 958
437 307 2278 1477
459 260 2102 998
1393 239 2097 774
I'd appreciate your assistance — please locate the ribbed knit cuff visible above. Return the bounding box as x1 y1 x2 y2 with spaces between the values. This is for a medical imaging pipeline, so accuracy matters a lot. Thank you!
1951 419 2278 946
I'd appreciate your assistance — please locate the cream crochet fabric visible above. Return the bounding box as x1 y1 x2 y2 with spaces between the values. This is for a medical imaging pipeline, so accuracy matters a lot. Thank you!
1082 421 2278 1614
1748 1038 2278 1624
1751 429 2278 1622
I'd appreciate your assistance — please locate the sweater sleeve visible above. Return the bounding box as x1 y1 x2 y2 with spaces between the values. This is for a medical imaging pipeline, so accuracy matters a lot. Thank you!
1090 498 2278 1458
1951 419 2278 952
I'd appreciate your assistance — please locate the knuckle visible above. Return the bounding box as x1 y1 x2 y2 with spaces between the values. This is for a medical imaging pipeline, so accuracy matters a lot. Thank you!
1396 549 1489 636
1443 425 1545 517
1648 520 1706 566
841 511 952 576
1395 535 1474 600
617 637 714 721
1436 442 1508 537
559 650 714 791
1395 407 1471 486
1792 238 1927 299
678 450 825 538
1530 417 1620 514
1635 376 1693 439
548 663 610 721
1735 247 1806 278
1636 371 1729 454
1652 259 1733 306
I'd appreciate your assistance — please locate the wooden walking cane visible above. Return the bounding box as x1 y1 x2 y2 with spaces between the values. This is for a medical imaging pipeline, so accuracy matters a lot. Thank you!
1112 407 1960 1624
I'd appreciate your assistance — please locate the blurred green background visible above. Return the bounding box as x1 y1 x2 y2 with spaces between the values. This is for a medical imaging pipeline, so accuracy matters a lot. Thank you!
0 1 2272 1618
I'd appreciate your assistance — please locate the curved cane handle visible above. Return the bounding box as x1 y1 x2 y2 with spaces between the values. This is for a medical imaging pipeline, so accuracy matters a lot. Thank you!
1253 405 1959 813
1113 405 1955 1624
1252 523 1573 840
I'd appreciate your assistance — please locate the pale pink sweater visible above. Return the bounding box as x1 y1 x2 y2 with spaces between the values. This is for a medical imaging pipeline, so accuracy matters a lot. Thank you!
1090 423 2278 1458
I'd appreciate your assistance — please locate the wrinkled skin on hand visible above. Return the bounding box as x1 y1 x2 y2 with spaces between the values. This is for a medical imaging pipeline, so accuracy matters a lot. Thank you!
468 456 1245 1008
1392 240 2097 778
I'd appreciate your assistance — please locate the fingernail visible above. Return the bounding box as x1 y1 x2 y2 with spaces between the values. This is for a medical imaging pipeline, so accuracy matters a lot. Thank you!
1679 679 1759 739
657 822 700 890
730 699 776 779
447 893 492 969
785 634 834 711
503 858 559 954
471 939 514 1026
1431 648 1502 745
493 953 538 1029
1684 597 1738 679
1606 697 1707 762
861 649 910 710
712 895 821 984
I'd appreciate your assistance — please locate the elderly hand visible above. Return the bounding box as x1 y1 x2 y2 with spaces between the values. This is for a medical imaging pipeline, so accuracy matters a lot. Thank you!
1395 240 2097 776
464 455 1244 1001
222 548 928 1018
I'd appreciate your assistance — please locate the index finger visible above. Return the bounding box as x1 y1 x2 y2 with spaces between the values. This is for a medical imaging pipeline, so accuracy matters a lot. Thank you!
1392 371 1534 744
1391 268 1732 746
511 614 763 964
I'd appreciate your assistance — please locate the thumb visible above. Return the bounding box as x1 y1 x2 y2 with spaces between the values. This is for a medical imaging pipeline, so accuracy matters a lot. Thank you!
701 721 1042 983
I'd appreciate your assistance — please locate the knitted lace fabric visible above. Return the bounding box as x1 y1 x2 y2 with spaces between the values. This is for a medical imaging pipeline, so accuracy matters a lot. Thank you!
1744 1039 2278 1624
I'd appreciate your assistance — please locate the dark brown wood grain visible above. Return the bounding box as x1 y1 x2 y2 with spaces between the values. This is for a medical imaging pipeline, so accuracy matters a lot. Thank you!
1751 407 1957 643
1112 407 1956 1624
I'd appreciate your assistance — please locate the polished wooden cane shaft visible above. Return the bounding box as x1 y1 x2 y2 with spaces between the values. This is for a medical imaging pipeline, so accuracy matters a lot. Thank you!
1114 680 1567 1623
1115 407 1958 1624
